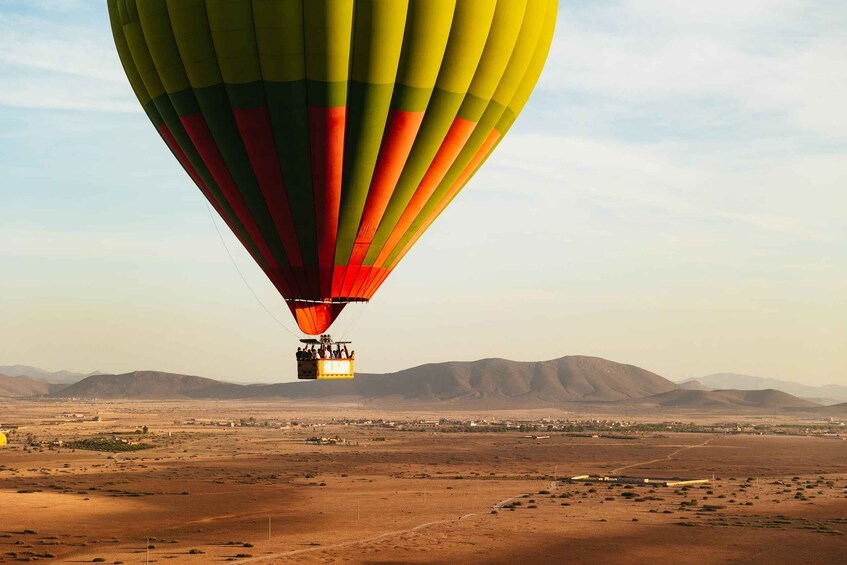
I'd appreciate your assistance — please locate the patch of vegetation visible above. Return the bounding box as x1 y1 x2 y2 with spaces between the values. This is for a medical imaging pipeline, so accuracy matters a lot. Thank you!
65 438 153 452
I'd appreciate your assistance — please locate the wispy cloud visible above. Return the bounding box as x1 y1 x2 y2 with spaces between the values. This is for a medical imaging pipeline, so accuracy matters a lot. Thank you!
470 131 844 247
716 211 798 233
0 12 132 111
543 0 847 138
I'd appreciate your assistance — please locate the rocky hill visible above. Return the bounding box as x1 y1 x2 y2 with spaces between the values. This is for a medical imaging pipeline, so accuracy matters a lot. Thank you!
266 356 679 405
53 371 246 400
52 356 677 404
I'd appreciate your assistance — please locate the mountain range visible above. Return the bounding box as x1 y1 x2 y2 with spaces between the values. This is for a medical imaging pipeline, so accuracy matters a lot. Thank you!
627 388 822 411
10 356 837 415
678 373 847 405
4 358 844 414
0 365 100 384
51 356 676 404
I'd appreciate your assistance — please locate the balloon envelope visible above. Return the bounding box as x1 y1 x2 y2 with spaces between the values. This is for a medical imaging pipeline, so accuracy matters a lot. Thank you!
109 0 557 334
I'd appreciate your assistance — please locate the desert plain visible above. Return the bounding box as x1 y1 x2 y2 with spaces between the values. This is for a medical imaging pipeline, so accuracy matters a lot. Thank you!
1 400 846 564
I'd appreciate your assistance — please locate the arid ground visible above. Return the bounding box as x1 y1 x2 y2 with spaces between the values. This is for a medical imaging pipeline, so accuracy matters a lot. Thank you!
1 401 845 564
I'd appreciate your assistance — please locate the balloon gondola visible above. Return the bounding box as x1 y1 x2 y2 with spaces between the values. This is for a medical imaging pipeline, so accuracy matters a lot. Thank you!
108 0 556 342
296 334 354 379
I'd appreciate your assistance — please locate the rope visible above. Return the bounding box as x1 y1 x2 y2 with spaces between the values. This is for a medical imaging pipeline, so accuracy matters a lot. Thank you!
204 202 300 338
337 302 357 342
339 300 369 342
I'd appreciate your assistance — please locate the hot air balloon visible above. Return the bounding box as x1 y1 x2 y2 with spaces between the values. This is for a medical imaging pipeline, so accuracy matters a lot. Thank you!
108 0 557 336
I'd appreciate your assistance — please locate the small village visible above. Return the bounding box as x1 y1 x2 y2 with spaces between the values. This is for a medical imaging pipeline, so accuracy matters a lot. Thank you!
2 412 845 453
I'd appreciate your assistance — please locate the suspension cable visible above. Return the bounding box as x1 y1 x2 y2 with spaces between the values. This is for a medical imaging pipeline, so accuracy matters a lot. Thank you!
204 202 300 338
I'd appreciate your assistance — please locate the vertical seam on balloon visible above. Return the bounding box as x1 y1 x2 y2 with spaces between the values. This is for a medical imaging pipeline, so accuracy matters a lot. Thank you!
338 1 410 263
298 0 320 302
246 6 307 283
332 0 361 298
340 1 426 298
306 2 350 302
370 115 476 269
391 129 500 275
240 2 307 300
158 16 275 271
388 0 556 270
332 0 362 296
378 1 543 269
195 0 296 277
110 4 266 269
358 1 495 270
155 3 279 271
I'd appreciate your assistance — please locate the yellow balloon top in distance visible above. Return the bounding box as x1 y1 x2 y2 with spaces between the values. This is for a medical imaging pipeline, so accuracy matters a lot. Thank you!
108 0 558 335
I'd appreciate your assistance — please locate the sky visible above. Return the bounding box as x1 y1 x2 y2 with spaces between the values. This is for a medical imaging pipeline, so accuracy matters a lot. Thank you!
1 0 845 385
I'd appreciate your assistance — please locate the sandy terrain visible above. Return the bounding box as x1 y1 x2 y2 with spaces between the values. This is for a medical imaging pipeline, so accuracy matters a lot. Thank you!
1 400 845 564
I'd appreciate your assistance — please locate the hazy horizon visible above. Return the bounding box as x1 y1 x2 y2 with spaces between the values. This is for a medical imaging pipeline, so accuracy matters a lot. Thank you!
2 1 845 385
3 359 845 390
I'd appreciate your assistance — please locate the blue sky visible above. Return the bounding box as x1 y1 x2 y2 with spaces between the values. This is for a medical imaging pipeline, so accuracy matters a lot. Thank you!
1 1 845 384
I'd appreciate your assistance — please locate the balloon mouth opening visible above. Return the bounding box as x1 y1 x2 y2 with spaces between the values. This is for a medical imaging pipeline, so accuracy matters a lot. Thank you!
288 298 367 335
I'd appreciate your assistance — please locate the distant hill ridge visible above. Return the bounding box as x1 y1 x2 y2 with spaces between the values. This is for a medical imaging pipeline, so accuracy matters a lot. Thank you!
0 373 66 397
18 357 842 415
55 371 246 400
680 373 847 404
12 363 845 402
53 356 677 404
631 388 821 410
0 365 100 384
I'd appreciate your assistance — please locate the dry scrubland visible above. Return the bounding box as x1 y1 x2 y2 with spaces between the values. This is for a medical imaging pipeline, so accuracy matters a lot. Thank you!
1 401 846 564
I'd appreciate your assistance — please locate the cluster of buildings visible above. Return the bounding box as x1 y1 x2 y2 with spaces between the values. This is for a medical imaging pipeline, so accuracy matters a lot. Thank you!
305 436 353 445
59 412 101 422
569 474 710 487
155 415 847 440
179 417 326 429
322 417 847 438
